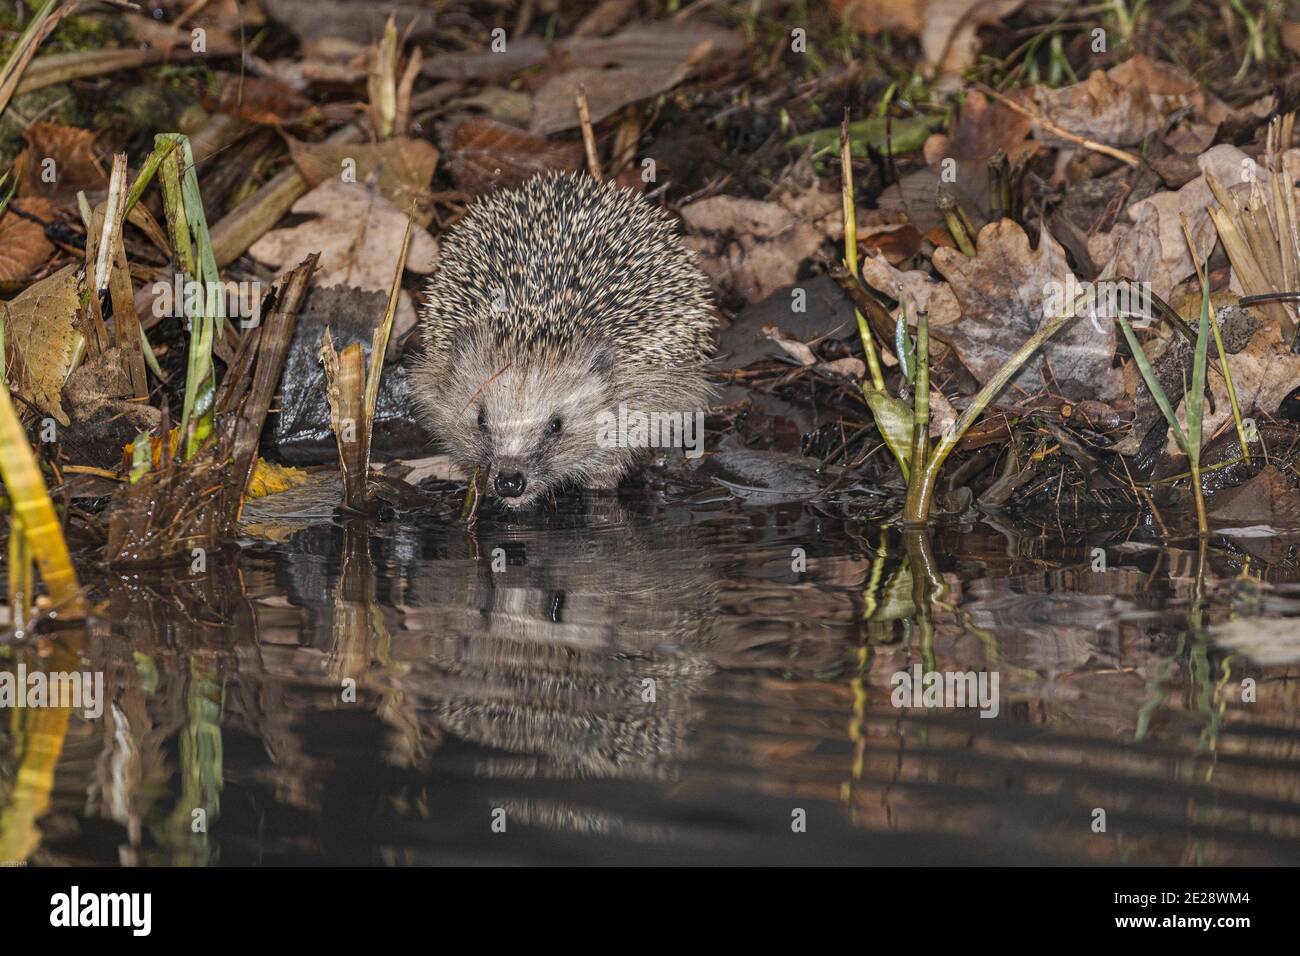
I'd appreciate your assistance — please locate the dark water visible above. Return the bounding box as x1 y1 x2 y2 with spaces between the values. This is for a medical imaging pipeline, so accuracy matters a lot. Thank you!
4 479 1300 866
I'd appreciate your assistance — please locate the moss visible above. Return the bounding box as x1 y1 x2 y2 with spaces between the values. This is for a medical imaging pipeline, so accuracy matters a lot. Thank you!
0 3 132 62
0 83 81 167
92 83 204 163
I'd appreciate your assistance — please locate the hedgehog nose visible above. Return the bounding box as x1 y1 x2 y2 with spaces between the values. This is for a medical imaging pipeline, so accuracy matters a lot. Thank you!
494 471 527 498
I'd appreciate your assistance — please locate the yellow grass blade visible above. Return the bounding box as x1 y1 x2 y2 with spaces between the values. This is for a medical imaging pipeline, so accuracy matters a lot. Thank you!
0 381 84 619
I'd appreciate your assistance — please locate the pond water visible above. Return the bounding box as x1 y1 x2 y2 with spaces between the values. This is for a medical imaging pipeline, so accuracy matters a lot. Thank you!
4 481 1300 866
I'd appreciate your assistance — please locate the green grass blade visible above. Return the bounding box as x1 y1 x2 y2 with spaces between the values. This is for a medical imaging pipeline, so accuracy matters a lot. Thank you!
1186 265 1211 465
155 133 224 458
1117 314 1190 457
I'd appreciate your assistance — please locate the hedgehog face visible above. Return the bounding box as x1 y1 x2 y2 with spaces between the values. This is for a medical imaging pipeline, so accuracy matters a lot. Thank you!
414 173 719 508
431 337 632 509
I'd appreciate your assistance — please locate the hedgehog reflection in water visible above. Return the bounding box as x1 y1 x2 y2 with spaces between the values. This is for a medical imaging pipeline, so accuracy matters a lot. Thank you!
413 173 717 509
401 502 717 781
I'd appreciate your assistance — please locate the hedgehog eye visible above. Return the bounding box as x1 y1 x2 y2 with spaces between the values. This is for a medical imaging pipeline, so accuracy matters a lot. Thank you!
547 416 563 435
477 408 488 432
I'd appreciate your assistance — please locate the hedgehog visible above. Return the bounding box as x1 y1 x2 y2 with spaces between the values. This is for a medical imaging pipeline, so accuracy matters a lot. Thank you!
412 172 717 509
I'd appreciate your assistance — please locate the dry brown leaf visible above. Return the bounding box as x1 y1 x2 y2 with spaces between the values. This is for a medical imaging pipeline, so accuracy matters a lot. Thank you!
834 0 1023 75
248 37 370 90
680 190 840 303
447 88 533 125
1207 465 1300 527
859 253 962 327
762 323 818 366
443 118 583 195
832 0 924 34
819 356 867 379
924 90 1036 169
125 12 242 54
1285 21 1300 57
248 180 438 334
531 24 743 135
209 72 314 124
921 1 1025 77
261 0 437 45
18 123 106 206
858 223 923 265
1173 323 1300 461
932 219 1123 401
0 198 56 282
1093 144 1254 300
422 36 549 81
575 0 639 37
1023 55 1227 149
2 263 82 425
285 135 439 225
889 89 1038 230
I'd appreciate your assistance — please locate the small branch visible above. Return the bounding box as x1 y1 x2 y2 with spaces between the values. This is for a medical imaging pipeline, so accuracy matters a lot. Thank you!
975 83 1140 167
576 86 602 181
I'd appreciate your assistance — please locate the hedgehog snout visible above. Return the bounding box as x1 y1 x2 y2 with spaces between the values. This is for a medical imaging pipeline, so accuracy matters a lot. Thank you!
494 470 527 499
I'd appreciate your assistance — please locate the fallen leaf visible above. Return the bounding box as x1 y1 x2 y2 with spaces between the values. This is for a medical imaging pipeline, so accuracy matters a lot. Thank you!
858 222 923 264
285 135 439 225
0 198 56 282
833 0 1023 76
126 13 242 54
859 253 961 327
18 122 106 206
1285 21 1300 56
246 459 308 498
874 166 949 234
208 71 314 124
574 0 639 37
832 0 924 33
680 190 840 303
1175 322 1300 461
716 276 858 370
921 0 1025 77
1094 144 1255 300
819 356 866 378
261 0 437 45
443 117 583 195
422 36 548 81
389 454 466 484
932 219 1123 402
1 263 81 424
762 323 817 365
531 23 743 135
1023 55 1227 149
446 87 533 125
1207 465 1300 527
248 180 438 332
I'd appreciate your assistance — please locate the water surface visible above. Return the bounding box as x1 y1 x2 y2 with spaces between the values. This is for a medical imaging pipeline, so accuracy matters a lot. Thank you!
5 484 1300 865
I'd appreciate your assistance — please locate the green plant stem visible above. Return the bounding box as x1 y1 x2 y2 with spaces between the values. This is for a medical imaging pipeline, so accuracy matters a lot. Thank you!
1207 307 1251 464
907 307 929 486
841 112 885 392
903 289 1089 524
